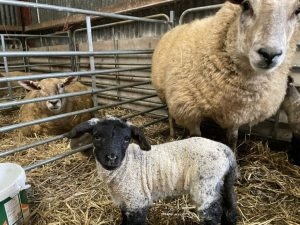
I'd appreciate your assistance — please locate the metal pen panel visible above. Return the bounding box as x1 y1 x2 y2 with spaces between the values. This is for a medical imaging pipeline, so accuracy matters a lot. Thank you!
0 0 169 24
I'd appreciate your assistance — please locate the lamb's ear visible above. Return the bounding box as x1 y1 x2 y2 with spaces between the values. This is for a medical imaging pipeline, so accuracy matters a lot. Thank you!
228 0 243 4
66 118 100 139
62 76 78 87
131 126 151 151
18 80 41 91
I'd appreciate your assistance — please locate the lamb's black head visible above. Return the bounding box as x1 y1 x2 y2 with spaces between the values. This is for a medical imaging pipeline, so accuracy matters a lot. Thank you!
67 116 151 170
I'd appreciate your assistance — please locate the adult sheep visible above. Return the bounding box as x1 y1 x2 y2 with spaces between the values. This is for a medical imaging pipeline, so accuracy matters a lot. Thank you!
151 0 300 150
18 76 93 136
67 116 237 225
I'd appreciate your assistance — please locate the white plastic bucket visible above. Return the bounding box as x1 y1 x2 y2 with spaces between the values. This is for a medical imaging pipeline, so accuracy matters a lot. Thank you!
0 163 30 225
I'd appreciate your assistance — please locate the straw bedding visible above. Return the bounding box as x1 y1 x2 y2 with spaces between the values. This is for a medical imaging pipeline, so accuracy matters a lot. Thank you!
0 108 299 225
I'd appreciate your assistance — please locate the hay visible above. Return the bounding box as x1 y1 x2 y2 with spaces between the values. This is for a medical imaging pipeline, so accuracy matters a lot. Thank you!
0 107 299 225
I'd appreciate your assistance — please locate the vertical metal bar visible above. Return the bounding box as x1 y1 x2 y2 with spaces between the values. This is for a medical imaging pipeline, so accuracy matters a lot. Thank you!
113 27 120 101
169 11 175 28
1 35 13 99
4 5 10 25
35 0 40 23
68 30 76 72
24 37 30 72
10 6 16 26
0 5 5 25
86 15 98 115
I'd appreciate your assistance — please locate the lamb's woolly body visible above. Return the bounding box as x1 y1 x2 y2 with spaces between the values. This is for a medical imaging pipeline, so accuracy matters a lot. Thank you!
151 2 297 132
97 137 235 211
19 79 93 136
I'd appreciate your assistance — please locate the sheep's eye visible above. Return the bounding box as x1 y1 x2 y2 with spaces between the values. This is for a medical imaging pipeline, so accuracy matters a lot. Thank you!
241 0 251 12
58 83 64 89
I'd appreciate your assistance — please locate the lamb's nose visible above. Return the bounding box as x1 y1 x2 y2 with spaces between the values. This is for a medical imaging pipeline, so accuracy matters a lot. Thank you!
257 48 282 65
49 99 59 106
106 154 118 161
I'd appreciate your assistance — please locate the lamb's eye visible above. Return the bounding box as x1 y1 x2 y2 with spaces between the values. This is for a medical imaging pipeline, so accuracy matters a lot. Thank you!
124 136 130 143
94 136 102 141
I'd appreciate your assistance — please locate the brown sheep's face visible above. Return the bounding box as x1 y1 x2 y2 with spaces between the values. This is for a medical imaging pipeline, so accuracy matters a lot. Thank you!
230 0 300 73
19 76 77 113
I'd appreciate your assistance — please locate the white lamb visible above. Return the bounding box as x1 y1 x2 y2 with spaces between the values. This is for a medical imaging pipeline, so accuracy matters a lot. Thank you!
67 116 237 225
151 0 300 150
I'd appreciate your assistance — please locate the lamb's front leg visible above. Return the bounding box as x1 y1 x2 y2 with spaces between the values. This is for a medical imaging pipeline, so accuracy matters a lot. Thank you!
120 208 148 225
226 127 238 153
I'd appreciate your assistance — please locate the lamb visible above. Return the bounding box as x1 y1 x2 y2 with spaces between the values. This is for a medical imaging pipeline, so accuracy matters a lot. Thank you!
67 116 237 225
151 0 300 150
282 76 300 165
18 76 93 136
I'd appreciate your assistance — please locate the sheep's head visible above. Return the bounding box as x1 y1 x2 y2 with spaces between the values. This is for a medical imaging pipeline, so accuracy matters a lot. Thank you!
67 116 151 170
229 0 300 73
19 76 77 113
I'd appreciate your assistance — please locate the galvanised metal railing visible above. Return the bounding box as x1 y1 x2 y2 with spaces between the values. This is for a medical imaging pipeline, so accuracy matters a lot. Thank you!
0 0 169 170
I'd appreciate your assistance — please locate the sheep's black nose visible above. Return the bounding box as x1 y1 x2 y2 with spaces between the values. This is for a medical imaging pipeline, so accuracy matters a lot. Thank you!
257 48 282 65
106 154 118 161
49 99 59 106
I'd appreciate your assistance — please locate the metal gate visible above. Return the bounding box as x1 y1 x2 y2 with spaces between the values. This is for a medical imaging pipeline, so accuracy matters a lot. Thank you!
0 0 172 171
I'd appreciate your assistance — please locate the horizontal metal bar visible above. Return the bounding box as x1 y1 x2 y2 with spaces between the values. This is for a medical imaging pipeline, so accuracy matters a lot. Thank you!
24 144 93 171
0 50 153 57
0 85 21 91
0 134 65 158
0 63 71 70
74 13 169 34
0 106 98 133
0 66 150 82
0 33 68 38
179 4 223 25
141 116 168 128
122 105 166 120
0 0 168 24
0 80 150 109
0 93 155 132
0 89 91 109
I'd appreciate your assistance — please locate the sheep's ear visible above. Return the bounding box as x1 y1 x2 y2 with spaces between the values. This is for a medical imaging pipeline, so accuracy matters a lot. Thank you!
63 76 78 87
228 0 243 4
18 80 41 91
66 118 100 139
131 126 151 151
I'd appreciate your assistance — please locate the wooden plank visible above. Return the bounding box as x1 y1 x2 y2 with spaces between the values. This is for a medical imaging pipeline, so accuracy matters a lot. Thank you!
0 25 22 32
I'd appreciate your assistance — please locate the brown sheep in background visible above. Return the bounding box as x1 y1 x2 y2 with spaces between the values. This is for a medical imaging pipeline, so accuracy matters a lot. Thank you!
151 0 300 150
18 76 93 136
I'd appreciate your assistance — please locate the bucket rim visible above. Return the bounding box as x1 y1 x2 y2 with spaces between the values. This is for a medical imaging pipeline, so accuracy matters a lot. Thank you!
0 162 26 202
